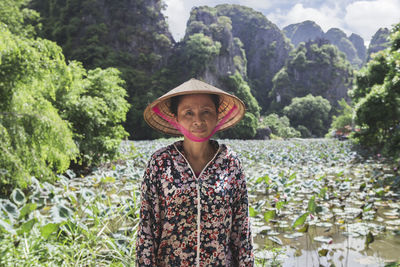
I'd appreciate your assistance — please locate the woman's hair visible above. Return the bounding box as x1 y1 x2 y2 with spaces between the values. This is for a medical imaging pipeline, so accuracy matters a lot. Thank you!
169 94 220 116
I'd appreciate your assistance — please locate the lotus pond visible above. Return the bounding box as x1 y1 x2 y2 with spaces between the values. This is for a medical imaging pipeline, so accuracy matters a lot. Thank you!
0 138 399 266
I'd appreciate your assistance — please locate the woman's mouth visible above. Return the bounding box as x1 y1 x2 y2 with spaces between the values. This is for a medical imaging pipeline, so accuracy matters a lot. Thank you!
192 128 207 133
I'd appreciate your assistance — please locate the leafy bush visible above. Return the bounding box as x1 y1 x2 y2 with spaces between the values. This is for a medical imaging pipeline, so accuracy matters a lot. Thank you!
0 23 129 191
259 114 300 138
182 33 221 76
218 112 258 139
0 0 40 38
217 72 260 139
350 23 400 159
283 94 331 137
224 72 260 118
327 99 354 137
0 25 78 190
55 66 130 169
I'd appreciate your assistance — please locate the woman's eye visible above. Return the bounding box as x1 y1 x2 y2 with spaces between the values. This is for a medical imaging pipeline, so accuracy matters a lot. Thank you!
185 111 193 116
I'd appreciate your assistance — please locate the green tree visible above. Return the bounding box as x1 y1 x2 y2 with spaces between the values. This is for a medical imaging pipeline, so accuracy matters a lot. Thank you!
0 25 78 190
350 23 400 158
182 33 221 76
223 72 260 118
0 0 40 37
283 94 332 137
218 112 258 139
270 39 353 112
259 114 300 138
0 16 129 191
216 72 260 139
53 66 130 169
327 99 353 137
30 0 174 140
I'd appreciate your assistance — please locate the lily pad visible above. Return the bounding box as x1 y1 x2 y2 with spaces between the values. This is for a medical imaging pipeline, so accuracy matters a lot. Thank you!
253 225 272 235
386 219 400 226
284 232 303 239
268 236 283 246
11 189 26 206
314 236 333 244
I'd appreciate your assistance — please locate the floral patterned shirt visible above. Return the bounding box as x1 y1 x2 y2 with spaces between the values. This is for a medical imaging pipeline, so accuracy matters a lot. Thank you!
136 140 254 267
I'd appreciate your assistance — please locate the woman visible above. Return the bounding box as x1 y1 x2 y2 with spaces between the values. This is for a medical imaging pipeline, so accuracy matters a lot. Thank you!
136 78 254 266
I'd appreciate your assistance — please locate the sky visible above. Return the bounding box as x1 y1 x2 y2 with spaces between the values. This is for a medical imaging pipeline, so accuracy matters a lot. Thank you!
162 0 400 45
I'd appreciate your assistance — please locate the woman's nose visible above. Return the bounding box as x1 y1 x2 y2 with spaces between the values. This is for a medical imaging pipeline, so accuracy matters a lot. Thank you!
193 113 204 124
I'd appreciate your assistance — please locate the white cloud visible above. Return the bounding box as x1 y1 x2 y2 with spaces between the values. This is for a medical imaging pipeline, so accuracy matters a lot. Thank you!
344 0 400 42
231 0 276 9
163 0 282 41
267 3 346 33
163 0 188 41
164 0 400 44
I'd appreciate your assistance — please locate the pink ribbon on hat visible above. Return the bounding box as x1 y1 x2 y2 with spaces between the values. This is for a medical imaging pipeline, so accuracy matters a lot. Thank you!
152 105 238 142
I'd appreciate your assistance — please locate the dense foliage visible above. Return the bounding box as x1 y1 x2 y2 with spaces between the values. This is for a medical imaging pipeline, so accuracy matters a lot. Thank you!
181 33 221 76
29 0 175 140
350 23 400 159
55 67 130 169
0 26 78 190
215 4 292 113
1 139 399 266
327 99 353 137
0 1 129 191
366 28 391 61
269 39 353 112
259 114 301 138
215 73 260 139
0 0 40 38
283 94 332 137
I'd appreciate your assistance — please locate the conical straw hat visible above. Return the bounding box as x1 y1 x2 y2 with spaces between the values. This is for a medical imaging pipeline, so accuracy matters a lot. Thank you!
143 78 246 136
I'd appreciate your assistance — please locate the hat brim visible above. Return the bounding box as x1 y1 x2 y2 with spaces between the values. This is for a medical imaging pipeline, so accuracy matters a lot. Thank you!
143 78 246 136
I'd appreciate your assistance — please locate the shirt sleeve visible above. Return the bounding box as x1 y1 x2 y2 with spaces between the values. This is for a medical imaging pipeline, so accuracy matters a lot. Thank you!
230 159 254 267
136 157 162 266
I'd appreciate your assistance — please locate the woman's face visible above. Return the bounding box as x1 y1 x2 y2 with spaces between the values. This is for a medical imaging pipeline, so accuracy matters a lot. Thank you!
175 94 218 139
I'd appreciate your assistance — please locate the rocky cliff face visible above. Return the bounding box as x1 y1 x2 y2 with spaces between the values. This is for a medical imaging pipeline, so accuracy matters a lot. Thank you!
349 33 366 64
184 4 292 112
215 4 292 111
283 20 324 47
31 0 176 139
283 21 365 68
269 39 354 111
185 6 247 87
325 28 361 68
31 0 174 70
367 27 390 61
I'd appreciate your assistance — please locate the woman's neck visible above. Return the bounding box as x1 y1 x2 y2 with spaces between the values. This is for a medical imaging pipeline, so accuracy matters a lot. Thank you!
182 138 214 160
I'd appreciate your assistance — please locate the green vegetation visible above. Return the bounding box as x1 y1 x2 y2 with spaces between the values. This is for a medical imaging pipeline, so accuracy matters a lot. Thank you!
29 0 174 140
270 39 353 112
182 33 221 76
223 72 260 118
327 99 353 137
0 1 129 192
2 139 399 266
283 94 332 137
216 4 292 113
350 23 400 159
217 72 261 139
0 26 77 190
259 114 300 138
0 0 40 38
